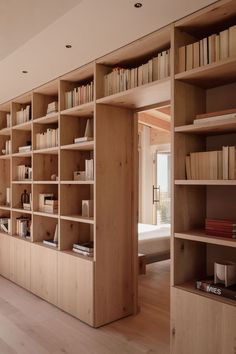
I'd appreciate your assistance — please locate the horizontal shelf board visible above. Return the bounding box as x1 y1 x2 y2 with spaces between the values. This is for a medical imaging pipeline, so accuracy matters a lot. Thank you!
12 180 32 184
11 234 31 243
62 250 94 262
0 231 10 237
0 127 11 136
175 230 236 248
0 205 11 210
12 208 32 215
175 283 236 308
33 181 58 184
61 141 94 151
0 154 11 159
175 118 236 134
33 211 59 219
33 147 58 155
60 215 94 224
33 113 58 124
96 78 171 109
175 179 236 186
12 121 32 131
34 241 58 251
60 180 94 185
12 151 32 157
175 56 236 88
61 102 94 117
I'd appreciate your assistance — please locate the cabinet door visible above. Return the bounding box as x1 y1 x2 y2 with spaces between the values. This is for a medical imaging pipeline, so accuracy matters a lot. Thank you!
172 288 236 354
9 237 31 290
0 233 10 278
58 252 94 326
30 243 58 305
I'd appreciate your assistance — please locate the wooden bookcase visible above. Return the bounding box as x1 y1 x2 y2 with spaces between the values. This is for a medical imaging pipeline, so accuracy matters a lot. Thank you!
172 1 236 353
0 24 172 327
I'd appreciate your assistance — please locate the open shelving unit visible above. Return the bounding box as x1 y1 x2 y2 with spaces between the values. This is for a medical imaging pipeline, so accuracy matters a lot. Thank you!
172 2 236 353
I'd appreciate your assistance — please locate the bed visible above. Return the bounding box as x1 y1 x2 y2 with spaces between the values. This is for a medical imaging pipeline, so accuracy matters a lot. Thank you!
138 223 170 273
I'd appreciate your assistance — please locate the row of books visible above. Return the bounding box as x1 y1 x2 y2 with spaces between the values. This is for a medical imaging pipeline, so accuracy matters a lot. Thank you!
186 146 236 180
179 24 236 72
39 194 58 214
196 277 236 301
74 159 94 181
16 217 31 238
35 128 59 149
104 49 170 96
17 165 32 181
16 105 31 125
72 241 93 257
46 101 58 115
4 140 11 155
0 218 11 234
65 81 94 109
205 218 236 239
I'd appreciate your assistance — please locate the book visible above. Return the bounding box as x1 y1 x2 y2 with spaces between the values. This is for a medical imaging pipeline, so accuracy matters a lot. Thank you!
73 241 94 253
229 25 236 57
222 146 229 180
196 277 236 300
219 29 229 60
74 137 93 144
43 239 58 248
72 248 93 257
208 34 216 64
18 145 31 153
186 44 193 71
193 42 200 68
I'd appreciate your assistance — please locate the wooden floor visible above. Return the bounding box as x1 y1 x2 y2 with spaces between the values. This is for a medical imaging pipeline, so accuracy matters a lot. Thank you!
0 260 170 354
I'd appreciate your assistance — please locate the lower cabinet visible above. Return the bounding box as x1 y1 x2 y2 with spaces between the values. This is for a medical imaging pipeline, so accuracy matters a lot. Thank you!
172 288 236 354
0 233 10 278
58 252 94 326
30 243 58 306
9 237 31 290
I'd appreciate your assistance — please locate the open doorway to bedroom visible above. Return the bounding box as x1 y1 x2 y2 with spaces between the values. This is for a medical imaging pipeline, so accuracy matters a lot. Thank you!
138 103 171 271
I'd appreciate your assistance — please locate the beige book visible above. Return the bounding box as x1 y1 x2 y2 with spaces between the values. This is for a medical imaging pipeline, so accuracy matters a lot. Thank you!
208 34 216 64
200 39 204 66
215 34 220 62
209 151 218 180
229 146 235 180
229 25 236 57
152 57 158 81
219 29 229 60
186 156 191 179
190 153 196 180
193 42 200 68
222 146 229 180
217 151 223 180
186 43 193 71
178 46 186 72
203 37 208 65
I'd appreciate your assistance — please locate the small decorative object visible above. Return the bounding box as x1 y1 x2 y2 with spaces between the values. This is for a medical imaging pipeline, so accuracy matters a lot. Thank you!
82 200 93 218
1 149 6 155
51 174 57 181
74 171 86 181
21 189 30 208
214 261 236 287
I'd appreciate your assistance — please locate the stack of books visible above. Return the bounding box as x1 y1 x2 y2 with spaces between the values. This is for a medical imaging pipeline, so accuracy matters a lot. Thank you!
0 218 11 234
178 24 236 72
16 105 31 125
16 217 31 238
196 277 236 301
36 128 59 149
205 218 236 238
104 49 170 96
17 165 32 181
18 145 31 153
46 101 58 115
6 113 11 128
65 81 94 109
186 145 236 180
72 241 94 257
39 194 58 214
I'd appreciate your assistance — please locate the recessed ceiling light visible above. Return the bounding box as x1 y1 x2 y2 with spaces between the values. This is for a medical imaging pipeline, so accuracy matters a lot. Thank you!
65 44 72 48
134 2 142 8
22 70 28 74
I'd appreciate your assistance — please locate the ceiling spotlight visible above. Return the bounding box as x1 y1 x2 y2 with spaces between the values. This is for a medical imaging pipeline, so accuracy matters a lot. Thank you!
65 44 72 48
134 2 142 8
22 70 28 74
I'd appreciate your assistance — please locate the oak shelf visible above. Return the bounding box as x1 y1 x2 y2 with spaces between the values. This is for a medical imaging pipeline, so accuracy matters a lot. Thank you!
175 230 236 248
33 211 59 219
33 113 58 124
0 127 11 136
33 147 59 154
12 121 32 131
175 180 236 185
175 119 236 135
61 142 94 151
60 215 94 224
61 102 94 117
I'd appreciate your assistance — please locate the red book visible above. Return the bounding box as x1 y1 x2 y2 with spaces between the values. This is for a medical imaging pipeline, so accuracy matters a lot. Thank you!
205 230 236 238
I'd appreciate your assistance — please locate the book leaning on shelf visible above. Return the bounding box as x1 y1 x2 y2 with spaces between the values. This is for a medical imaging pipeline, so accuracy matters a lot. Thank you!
104 48 170 96
0 218 11 234
186 145 236 180
74 118 93 144
178 24 236 72
43 224 58 248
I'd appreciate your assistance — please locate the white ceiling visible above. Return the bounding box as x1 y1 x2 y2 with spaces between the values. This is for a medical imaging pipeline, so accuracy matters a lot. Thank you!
0 0 216 103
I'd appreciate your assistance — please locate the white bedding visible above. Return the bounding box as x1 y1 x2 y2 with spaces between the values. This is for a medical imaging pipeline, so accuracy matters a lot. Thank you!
138 223 170 255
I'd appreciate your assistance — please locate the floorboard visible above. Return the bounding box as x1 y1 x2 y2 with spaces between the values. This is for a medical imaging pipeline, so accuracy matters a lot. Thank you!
0 260 170 354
